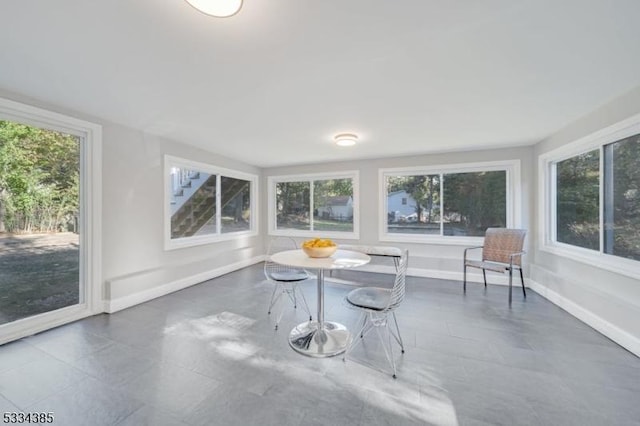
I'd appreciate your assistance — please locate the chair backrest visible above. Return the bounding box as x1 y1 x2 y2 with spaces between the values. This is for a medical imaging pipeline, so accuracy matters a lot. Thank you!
385 249 409 312
266 236 298 256
264 236 300 279
482 228 526 266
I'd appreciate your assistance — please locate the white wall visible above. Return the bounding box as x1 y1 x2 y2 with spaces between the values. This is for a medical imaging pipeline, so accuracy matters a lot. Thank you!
102 124 264 311
531 85 640 356
0 89 264 314
263 146 535 281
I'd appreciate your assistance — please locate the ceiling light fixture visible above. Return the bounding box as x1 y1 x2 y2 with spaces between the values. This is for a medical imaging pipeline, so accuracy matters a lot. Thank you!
184 0 243 18
334 133 358 147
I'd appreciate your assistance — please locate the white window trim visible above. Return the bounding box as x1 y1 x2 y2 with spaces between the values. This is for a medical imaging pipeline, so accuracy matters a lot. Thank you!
164 155 258 250
379 160 521 246
538 112 640 280
267 170 360 240
0 97 102 344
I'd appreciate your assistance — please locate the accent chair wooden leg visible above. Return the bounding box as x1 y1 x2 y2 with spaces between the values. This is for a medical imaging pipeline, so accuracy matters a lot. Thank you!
520 268 526 298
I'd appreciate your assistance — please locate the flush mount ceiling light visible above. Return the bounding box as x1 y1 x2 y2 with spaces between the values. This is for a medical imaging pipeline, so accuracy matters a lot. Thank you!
184 0 243 17
334 133 358 147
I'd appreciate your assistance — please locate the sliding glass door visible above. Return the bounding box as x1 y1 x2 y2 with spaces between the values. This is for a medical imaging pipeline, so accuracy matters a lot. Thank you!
0 97 101 344
0 120 81 325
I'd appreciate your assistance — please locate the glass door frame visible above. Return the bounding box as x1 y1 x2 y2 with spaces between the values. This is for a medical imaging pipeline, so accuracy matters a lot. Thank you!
0 97 102 345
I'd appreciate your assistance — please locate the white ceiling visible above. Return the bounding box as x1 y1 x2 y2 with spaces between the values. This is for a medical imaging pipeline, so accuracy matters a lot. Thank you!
1 0 640 167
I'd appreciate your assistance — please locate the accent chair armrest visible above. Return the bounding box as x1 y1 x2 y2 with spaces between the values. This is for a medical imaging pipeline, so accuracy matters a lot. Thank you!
463 246 483 263
508 251 526 267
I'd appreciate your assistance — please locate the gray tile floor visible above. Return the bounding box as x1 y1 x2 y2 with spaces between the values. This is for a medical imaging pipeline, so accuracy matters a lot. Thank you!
1 264 639 425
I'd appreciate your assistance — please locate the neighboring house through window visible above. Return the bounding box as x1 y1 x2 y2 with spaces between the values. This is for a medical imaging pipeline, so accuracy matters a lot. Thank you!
380 160 521 244
268 171 359 239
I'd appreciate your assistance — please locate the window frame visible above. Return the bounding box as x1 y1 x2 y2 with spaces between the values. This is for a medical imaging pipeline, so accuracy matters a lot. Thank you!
379 160 521 245
0 97 102 344
267 170 360 239
538 112 640 279
164 155 258 250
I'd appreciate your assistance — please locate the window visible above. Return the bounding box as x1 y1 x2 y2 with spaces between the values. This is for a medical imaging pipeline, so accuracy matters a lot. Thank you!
604 135 640 261
165 156 257 249
275 181 310 231
314 178 354 232
170 170 217 239
380 161 519 244
268 172 359 238
221 176 252 234
540 114 640 277
555 150 600 250
443 170 507 236
386 174 441 235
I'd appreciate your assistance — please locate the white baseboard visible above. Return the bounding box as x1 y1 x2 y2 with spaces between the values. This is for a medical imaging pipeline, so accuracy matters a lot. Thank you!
0 304 98 346
353 263 523 287
527 279 640 358
104 255 266 313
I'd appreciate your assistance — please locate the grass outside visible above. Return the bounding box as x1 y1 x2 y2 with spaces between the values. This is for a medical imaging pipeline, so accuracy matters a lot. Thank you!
387 223 440 235
387 222 488 236
312 218 353 232
0 232 79 325
277 218 354 232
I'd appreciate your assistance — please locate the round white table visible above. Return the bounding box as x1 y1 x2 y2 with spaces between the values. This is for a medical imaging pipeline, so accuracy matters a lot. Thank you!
269 249 371 357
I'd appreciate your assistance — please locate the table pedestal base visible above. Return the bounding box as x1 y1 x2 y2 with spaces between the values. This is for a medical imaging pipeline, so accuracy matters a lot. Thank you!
288 321 351 358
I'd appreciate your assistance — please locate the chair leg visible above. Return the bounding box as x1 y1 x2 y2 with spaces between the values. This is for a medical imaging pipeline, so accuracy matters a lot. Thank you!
520 268 526 298
386 324 397 379
360 313 368 338
391 312 404 353
273 292 287 330
295 285 313 321
283 287 297 306
274 305 286 330
508 268 513 307
343 312 370 361
346 312 400 378
267 284 280 315
482 269 487 287
376 322 397 379
270 283 296 330
463 265 467 293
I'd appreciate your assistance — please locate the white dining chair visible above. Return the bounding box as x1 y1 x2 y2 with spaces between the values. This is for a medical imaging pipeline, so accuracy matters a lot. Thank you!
264 237 312 329
343 249 408 378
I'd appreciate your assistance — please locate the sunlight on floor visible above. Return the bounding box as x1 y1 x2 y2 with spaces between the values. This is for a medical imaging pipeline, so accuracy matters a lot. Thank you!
163 310 460 424
163 311 260 360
